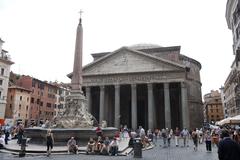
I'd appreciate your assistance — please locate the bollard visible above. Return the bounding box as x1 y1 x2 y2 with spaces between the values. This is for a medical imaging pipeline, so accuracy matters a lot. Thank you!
133 138 142 158
19 137 27 157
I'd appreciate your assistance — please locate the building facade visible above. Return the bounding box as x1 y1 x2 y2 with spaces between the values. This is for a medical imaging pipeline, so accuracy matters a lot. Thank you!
51 83 70 117
16 76 57 125
223 64 240 117
0 38 14 125
203 90 224 123
226 0 240 58
70 44 203 130
5 86 31 126
219 86 228 118
223 0 240 118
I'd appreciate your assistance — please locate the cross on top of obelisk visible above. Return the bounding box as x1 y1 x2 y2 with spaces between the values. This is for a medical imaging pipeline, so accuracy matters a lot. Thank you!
78 10 83 24
79 10 83 18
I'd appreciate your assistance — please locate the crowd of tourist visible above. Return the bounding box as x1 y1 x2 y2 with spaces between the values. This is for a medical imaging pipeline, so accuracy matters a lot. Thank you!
0 122 25 148
85 125 119 156
1 122 240 159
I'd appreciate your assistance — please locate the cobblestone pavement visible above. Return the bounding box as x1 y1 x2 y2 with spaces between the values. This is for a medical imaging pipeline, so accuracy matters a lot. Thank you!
0 139 219 160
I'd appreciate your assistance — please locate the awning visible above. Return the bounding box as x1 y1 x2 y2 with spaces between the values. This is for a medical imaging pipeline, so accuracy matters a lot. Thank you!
216 115 240 126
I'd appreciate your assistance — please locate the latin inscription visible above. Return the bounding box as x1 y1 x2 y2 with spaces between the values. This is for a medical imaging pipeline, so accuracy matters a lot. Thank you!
83 72 184 86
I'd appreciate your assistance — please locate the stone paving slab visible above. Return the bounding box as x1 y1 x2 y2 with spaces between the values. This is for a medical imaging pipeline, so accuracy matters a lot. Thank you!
0 141 219 160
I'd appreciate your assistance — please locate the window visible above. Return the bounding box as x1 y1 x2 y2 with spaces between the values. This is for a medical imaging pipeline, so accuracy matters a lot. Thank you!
26 106 28 111
19 104 21 110
211 115 214 118
26 114 28 118
216 109 218 112
10 95 13 100
18 113 20 117
59 89 63 95
32 81 36 87
1 68 4 75
58 104 63 109
40 101 43 106
37 99 40 104
46 103 51 108
27 97 29 102
38 83 44 90
9 104 12 109
210 109 213 113
31 98 34 103
20 96 22 101
0 79 3 85
60 97 64 101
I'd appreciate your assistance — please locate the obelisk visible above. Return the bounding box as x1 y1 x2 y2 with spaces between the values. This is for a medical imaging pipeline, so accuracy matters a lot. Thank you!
53 12 95 128
71 11 83 93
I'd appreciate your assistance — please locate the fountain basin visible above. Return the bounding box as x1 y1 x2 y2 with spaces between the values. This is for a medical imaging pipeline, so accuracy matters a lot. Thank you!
24 127 118 145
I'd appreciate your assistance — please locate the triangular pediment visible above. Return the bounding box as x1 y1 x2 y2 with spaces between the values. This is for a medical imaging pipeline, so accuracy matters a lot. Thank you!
83 47 185 75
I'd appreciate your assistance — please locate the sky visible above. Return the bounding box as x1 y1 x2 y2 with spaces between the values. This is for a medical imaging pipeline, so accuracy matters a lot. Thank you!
0 0 234 96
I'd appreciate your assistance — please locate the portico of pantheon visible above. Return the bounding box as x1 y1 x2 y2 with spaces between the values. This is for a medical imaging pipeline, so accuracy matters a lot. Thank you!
69 44 203 130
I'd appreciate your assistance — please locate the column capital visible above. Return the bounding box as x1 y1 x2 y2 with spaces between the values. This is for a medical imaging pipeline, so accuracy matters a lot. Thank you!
114 84 120 89
181 82 187 88
147 83 153 89
164 82 169 89
86 86 91 91
131 84 137 89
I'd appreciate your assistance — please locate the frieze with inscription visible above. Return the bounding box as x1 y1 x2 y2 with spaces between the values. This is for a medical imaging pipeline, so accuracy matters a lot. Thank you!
83 72 185 86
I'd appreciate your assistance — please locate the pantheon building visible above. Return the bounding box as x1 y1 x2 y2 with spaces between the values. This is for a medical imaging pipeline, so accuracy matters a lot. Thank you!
70 44 203 130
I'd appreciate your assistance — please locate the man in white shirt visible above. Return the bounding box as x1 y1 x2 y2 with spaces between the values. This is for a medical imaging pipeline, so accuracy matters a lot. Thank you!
181 128 189 147
139 126 145 139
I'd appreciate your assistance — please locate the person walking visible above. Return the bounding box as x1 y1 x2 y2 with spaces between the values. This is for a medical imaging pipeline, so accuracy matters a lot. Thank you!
205 130 212 152
174 127 181 147
17 124 24 145
153 129 159 144
4 124 11 145
161 128 167 147
191 128 198 151
46 129 54 156
198 128 203 144
218 130 240 160
181 128 189 147
166 128 173 147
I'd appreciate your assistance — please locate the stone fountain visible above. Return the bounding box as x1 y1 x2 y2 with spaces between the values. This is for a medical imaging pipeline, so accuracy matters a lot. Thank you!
24 15 117 145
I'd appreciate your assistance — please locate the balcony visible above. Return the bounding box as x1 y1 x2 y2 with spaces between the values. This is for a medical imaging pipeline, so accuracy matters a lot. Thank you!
0 51 11 61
